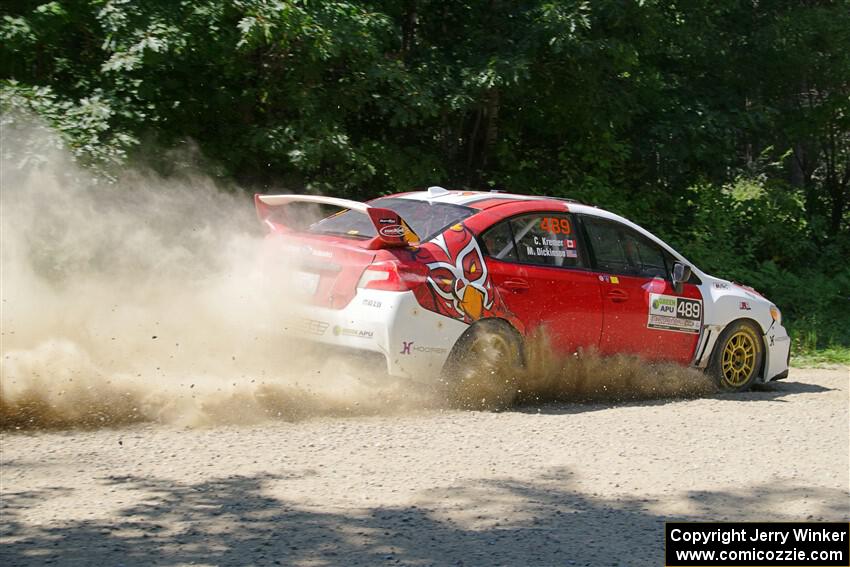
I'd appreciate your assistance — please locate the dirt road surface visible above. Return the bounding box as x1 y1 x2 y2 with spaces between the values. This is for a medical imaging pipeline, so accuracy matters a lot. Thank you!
2 366 848 566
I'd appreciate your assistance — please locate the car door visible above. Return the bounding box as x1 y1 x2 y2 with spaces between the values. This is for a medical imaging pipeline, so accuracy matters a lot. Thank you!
479 212 604 354
580 215 703 364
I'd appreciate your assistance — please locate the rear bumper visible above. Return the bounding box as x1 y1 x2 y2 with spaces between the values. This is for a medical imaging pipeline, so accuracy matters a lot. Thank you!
283 289 469 380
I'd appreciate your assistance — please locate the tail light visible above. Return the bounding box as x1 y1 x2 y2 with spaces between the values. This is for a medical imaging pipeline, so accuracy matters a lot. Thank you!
357 262 423 291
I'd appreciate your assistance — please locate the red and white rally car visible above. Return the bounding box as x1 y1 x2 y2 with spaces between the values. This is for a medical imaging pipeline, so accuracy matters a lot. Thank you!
256 186 790 391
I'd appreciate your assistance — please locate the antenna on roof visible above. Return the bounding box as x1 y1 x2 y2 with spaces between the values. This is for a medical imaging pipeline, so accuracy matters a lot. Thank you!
427 186 450 197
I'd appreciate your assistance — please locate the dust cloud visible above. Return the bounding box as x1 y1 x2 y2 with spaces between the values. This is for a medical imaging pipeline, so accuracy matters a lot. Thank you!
1 116 715 431
0 117 434 429
444 331 717 410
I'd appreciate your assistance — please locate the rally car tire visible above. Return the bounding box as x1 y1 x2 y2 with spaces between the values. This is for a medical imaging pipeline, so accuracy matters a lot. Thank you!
440 319 524 409
708 319 764 392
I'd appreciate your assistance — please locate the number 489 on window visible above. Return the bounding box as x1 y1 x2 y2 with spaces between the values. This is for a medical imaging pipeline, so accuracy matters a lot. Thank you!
540 217 571 235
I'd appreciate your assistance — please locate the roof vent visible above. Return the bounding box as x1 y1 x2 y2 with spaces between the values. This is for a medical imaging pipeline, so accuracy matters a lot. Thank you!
427 186 450 197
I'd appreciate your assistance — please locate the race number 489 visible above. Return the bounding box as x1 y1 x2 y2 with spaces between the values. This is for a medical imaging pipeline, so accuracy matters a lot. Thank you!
540 217 571 235
676 298 701 320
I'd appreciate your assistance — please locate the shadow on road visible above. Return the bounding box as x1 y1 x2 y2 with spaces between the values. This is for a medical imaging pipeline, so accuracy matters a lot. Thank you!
749 378 838 396
514 376 839 415
2 468 847 566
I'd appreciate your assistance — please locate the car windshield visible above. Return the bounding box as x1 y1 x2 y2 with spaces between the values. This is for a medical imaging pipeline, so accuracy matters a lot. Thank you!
308 197 475 241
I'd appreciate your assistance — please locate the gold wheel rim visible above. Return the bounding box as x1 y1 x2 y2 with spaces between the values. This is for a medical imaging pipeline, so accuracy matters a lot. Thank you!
721 330 757 387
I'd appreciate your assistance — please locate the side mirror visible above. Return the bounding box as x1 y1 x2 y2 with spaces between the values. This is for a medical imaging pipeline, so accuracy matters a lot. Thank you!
672 262 692 294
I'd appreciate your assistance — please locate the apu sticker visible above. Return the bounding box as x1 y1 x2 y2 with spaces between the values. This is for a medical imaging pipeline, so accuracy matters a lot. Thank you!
647 293 702 334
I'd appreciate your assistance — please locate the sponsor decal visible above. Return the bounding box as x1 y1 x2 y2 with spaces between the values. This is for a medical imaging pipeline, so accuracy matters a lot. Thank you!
739 301 752 310
302 246 332 259
378 217 396 225
652 295 677 314
414 345 447 354
379 225 406 238
597 275 620 284
399 341 447 355
713 282 730 290
332 326 374 339
296 246 333 258
610 276 619 284
362 298 382 308
296 319 329 336
647 293 702 334
769 334 775 347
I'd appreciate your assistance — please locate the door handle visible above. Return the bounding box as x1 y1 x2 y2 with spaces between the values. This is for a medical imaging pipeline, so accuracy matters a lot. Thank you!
607 289 629 303
503 278 530 292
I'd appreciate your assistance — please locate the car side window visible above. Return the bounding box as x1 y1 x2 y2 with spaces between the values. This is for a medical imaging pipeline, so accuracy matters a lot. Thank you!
480 220 518 261
583 216 669 278
624 232 668 278
509 213 584 268
582 217 630 273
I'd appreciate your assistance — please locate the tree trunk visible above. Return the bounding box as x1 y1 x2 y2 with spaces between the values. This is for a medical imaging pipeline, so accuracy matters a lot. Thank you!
466 107 483 177
402 0 417 56
791 142 821 230
481 88 500 170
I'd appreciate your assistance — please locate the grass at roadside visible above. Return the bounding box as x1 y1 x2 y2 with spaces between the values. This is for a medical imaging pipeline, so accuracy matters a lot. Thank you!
792 346 850 368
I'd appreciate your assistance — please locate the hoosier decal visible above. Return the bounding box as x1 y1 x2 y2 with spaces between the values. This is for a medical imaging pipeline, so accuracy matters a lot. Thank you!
647 293 702 334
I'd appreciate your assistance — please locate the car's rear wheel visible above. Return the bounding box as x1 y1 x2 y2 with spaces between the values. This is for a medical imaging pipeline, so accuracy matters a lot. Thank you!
440 319 524 409
708 320 764 391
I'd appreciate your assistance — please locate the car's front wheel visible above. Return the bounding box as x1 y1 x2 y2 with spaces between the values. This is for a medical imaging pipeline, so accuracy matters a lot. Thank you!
708 320 764 391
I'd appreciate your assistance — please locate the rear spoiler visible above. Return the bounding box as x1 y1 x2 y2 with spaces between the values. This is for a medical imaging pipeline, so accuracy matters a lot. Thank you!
254 194 420 248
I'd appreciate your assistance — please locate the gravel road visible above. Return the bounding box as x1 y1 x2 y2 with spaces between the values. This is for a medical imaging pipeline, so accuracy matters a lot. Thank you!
2 366 848 567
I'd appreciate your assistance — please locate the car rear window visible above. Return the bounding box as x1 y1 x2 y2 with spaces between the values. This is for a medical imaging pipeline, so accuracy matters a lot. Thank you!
308 198 476 241
481 213 584 269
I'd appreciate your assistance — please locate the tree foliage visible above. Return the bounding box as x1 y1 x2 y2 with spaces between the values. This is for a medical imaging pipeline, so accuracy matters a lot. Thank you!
2 0 849 347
